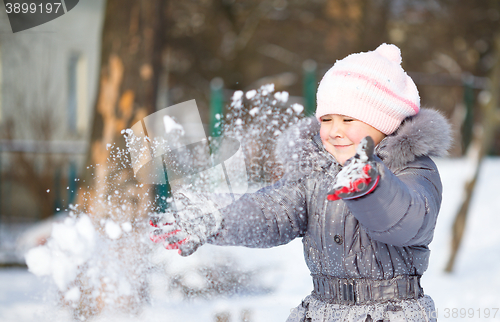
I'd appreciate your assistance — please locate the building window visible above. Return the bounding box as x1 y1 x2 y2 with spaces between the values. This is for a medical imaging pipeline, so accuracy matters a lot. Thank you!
67 52 87 135
0 43 3 123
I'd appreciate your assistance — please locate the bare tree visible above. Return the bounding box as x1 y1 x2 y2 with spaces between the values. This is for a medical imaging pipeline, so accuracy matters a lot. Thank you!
445 33 500 273
78 0 165 216
73 0 166 318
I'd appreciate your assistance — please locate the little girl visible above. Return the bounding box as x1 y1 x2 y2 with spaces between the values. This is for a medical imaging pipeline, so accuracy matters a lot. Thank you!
150 43 452 322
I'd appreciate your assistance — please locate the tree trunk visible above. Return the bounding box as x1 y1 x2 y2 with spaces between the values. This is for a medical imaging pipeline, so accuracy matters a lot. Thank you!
73 0 165 318
78 0 165 216
445 33 500 273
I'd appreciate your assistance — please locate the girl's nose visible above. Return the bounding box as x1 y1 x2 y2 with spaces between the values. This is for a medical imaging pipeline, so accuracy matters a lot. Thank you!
329 123 343 139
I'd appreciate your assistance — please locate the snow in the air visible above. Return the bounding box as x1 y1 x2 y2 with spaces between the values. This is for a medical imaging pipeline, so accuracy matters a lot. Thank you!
24 215 97 292
291 103 304 114
163 115 185 135
104 220 122 240
245 89 257 100
274 91 289 103
231 91 244 109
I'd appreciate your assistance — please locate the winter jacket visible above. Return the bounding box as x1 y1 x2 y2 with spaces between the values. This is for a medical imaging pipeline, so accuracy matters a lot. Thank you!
210 108 452 321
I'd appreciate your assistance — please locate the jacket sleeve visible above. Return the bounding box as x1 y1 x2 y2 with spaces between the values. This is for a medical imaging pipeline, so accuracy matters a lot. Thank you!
209 177 308 248
344 156 442 247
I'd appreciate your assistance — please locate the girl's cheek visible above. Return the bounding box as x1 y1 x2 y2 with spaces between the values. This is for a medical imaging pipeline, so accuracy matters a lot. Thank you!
319 127 328 142
346 129 364 145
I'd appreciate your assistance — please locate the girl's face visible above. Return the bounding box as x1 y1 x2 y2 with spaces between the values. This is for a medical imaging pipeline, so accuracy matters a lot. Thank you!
319 114 386 165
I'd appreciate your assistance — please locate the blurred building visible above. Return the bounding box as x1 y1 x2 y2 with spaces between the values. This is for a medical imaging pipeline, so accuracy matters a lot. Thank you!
0 0 105 222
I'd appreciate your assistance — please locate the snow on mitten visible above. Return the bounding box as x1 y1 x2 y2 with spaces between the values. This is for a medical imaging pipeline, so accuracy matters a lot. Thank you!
149 190 223 256
327 136 380 201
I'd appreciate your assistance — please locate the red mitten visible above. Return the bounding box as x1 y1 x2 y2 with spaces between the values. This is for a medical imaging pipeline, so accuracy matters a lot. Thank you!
149 190 222 256
327 136 380 201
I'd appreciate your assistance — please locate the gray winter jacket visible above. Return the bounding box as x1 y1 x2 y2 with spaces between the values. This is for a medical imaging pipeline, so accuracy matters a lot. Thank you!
211 108 452 283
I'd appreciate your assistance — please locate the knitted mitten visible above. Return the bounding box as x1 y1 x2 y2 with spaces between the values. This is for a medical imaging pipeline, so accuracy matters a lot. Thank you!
149 190 223 256
327 136 380 201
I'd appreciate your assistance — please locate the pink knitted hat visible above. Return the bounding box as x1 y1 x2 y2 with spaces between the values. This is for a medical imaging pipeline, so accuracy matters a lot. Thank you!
316 43 420 135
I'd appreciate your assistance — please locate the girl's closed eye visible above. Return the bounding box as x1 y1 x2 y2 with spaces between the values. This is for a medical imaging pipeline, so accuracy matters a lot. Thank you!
343 118 354 122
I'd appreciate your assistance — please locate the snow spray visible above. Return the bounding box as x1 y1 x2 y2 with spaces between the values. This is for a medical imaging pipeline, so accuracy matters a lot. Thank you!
24 84 304 320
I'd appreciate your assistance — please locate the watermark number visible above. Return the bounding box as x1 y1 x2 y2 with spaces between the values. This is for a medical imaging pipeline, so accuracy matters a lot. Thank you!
5 2 62 14
443 308 499 319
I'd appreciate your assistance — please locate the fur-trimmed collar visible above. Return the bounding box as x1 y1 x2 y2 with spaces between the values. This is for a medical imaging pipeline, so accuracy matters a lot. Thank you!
276 108 452 178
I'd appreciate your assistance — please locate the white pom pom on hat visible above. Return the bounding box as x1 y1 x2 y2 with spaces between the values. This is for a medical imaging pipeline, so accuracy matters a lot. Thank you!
376 43 402 64
316 43 420 135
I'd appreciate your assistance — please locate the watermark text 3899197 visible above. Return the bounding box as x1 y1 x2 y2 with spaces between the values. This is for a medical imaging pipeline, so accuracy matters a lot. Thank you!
3 0 79 33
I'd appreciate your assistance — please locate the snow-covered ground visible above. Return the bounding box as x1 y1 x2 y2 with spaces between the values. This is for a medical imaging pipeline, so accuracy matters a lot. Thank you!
1 157 500 322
